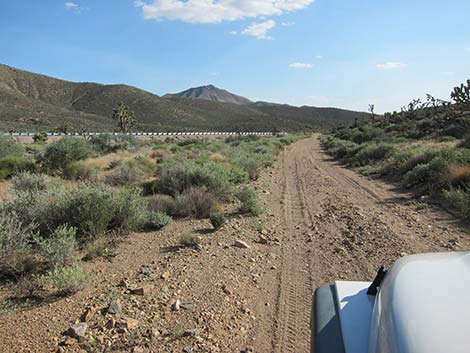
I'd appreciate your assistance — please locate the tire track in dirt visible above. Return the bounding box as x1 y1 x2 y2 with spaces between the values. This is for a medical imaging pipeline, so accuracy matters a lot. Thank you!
259 134 470 353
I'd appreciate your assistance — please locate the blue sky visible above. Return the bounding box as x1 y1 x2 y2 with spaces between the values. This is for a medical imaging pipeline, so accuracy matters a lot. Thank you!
1 0 469 112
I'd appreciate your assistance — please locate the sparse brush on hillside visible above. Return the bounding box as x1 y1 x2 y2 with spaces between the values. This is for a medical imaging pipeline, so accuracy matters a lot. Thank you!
322 79 470 223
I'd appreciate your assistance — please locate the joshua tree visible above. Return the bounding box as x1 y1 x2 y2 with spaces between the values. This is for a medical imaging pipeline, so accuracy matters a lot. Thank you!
451 80 470 107
112 103 136 133
368 104 376 121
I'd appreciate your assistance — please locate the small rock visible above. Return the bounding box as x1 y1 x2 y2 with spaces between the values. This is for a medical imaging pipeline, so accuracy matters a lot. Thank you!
105 318 115 329
180 301 195 310
67 323 88 340
130 285 152 296
183 328 201 337
233 240 250 249
256 235 268 244
61 337 77 346
108 300 122 315
242 346 254 353
161 271 171 280
121 318 140 330
183 347 193 353
81 306 96 322
172 299 181 311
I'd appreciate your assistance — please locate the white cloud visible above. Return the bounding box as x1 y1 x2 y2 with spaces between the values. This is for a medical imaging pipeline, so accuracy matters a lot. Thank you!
134 0 314 24
242 20 276 39
376 62 408 70
65 2 87 13
229 30 238 35
281 21 295 26
315 55 323 59
65 2 78 8
289 62 313 69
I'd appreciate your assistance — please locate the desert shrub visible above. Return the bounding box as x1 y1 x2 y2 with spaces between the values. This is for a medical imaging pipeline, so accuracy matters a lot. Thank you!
0 213 37 277
43 138 93 172
40 265 88 295
34 225 77 269
0 155 35 180
83 236 117 260
175 187 216 219
89 134 139 154
3 183 147 239
232 155 264 180
157 157 245 196
210 212 227 230
236 186 264 216
33 132 48 144
351 143 394 166
459 134 470 149
143 211 172 231
397 147 442 175
108 187 148 233
403 155 453 191
105 160 147 186
148 194 179 216
150 149 168 162
0 136 25 159
12 172 48 193
179 233 200 248
209 153 226 163
444 187 470 220
64 161 99 182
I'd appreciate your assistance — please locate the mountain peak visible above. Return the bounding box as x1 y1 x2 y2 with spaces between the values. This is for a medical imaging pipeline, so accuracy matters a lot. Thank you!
163 84 252 105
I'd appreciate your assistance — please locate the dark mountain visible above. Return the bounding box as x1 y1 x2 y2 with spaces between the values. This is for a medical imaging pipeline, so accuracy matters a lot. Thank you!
0 64 369 132
163 84 252 105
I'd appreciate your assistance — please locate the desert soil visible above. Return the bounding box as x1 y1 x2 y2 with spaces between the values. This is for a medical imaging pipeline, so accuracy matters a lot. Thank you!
1 135 469 353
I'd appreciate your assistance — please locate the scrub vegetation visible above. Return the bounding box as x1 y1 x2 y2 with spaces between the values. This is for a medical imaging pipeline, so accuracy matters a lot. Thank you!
322 80 470 221
0 133 301 301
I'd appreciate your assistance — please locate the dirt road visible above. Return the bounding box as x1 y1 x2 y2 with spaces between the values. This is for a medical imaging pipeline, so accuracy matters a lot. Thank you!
1 135 469 353
250 135 470 353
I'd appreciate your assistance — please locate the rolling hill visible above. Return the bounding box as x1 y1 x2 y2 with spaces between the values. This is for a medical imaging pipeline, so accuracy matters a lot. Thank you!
0 64 369 132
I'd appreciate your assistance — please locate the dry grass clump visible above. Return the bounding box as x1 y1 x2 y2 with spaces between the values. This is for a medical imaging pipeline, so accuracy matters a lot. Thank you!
447 165 470 187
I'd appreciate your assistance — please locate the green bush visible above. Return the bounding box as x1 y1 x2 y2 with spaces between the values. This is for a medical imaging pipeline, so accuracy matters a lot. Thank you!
0 212 37 277
236 186 264 216
143 211 172 231
105 160 147 186
43 138 93 172
34 225 77 268
89 134 139 154
0 155 35 180
148 194 179 216
2 183 147 239
402 151 458 191
444 187 470 220
351 143 395 166
210 212 227 229
0 136 25 159
64 161 99 182
157 157 245 196
40 265 89 295
12 172 48 193
33 132 48 144
175 187 216 219
179 233 200 248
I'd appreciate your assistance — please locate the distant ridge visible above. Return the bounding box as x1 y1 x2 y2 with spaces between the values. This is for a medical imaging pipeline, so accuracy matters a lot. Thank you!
163 84 252 105
0 63 369 132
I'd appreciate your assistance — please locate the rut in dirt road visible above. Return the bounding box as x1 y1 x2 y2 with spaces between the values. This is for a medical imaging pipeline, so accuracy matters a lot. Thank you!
263 135 470 353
